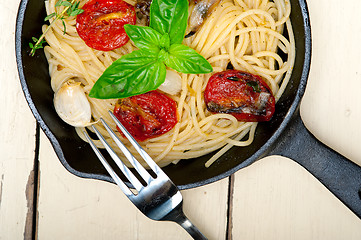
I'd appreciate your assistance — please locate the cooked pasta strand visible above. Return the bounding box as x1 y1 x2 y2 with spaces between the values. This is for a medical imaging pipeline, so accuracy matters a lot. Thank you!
44 0 295 167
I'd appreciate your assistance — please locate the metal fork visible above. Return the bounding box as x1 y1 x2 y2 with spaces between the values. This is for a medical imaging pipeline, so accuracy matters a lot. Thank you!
82 111 208 240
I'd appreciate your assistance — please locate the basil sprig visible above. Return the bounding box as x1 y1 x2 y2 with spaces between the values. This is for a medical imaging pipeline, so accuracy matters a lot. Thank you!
89 0 213 99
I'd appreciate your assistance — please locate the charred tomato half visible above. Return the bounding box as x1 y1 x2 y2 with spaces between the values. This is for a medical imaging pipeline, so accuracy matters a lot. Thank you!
204 70 275 122
76 0 136 51
113 90 178 141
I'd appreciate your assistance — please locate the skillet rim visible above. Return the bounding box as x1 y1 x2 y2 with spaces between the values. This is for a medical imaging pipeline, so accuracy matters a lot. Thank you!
15 0 312 190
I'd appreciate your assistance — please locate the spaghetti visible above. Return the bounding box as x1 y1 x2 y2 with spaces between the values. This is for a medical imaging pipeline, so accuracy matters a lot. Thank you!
43 0 295 167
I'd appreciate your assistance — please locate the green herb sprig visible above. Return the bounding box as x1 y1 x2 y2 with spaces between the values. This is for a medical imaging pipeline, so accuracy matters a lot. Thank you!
29 0 83 56
246 81 261 93
89 0 213 99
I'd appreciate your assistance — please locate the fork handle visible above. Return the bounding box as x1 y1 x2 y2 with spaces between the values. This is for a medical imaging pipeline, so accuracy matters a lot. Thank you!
178 216 208 240
166 209 208 240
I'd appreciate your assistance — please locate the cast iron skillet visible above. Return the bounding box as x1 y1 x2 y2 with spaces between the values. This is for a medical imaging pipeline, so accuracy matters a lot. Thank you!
16 0 361 218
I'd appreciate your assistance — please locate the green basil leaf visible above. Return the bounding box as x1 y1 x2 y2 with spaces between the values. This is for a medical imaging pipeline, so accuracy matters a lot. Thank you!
89 50 166 99
158 49 169 62
160 33 170 50
149 0 188 45
165 44 213 74
124 24 162 52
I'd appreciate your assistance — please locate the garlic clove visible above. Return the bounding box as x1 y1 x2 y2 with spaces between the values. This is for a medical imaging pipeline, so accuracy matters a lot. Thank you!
157 69 182 95
54 80 92 127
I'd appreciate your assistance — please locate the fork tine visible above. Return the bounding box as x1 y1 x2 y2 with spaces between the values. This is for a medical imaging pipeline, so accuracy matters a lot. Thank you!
108 111 161 175
99 118 153 185
91 125 144 191
82 129 133 196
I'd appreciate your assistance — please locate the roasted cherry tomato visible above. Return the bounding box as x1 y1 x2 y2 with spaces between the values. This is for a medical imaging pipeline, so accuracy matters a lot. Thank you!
113 91 178 141
76 0 136 51
204 70 275 122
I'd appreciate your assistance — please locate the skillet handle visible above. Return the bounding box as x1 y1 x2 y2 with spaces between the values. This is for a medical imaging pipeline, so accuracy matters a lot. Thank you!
267 108 361 218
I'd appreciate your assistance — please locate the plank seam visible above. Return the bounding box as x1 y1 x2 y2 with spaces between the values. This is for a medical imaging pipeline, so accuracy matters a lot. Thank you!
226 175 234 240
32 124 40 240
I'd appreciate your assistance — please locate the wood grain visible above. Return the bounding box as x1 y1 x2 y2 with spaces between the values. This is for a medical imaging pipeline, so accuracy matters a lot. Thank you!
2 0 361 239
0 0 37 239
231 157 361 240
231 0 361 239
36 132 229 240
301 0 361 167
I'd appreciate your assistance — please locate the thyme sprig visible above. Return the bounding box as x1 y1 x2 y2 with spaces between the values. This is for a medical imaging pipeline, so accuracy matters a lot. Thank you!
29 0 84 56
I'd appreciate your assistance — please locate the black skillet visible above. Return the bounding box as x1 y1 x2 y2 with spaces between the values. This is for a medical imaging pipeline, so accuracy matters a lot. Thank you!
16 0 361 218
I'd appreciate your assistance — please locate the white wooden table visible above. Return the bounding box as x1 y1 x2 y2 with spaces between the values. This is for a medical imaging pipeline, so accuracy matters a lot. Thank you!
1 0 361 239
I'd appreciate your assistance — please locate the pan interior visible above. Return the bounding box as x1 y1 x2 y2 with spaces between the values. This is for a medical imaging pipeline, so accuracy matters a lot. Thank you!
16 0 310 189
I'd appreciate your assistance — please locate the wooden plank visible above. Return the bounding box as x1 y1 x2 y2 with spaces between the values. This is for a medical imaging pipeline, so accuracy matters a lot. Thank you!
231 0 361 238
0 0 37 239
301 0 361 167
231 156 361 240
37 131 228 240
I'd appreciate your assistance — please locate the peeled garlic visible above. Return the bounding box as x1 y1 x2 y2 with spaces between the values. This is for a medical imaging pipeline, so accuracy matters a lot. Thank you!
158 69 182 95
54 80 92 127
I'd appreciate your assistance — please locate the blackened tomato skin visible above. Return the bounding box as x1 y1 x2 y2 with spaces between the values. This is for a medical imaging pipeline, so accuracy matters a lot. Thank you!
113 91 178 142
76 0 136 51
204 70 275 122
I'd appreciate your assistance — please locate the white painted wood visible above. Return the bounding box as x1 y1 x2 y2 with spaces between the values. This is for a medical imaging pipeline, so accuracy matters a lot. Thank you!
0 0 37 239
301 0 361 167
37 131 228 240
2 0 359 239
231 156 361 240
232 0 361 239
